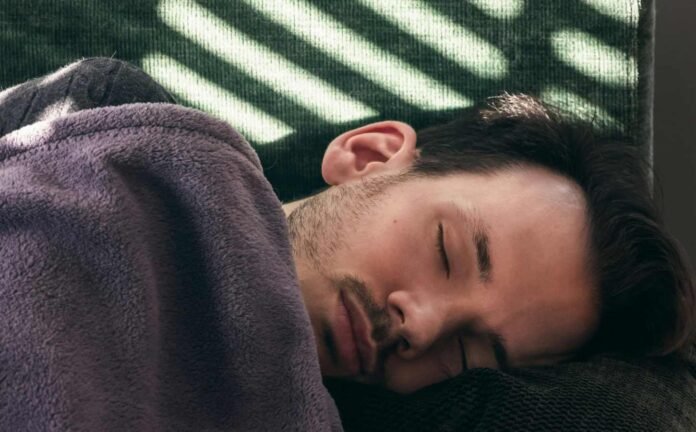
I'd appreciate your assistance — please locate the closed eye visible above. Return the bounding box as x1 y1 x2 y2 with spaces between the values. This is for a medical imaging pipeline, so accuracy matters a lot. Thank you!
437 222 450 278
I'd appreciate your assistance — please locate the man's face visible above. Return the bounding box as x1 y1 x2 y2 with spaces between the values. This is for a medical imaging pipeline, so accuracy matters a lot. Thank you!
287 165 598 394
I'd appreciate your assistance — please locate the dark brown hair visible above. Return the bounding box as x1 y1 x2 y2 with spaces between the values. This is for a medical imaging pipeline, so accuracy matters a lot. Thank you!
405 94 696 360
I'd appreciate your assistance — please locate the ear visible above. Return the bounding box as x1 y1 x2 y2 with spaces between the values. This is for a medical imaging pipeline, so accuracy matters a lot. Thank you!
321 120 418 186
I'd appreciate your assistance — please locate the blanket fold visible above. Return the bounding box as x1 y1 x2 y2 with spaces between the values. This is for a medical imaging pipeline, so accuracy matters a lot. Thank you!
0 103 342 432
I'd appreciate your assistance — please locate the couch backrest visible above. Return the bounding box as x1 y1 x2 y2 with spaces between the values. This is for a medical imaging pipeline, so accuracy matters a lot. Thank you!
0 0 654 201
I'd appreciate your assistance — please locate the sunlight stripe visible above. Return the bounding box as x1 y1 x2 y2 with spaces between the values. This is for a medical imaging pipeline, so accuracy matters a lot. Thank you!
142 53 294 144
358 0 508 79
468 0 524 19
580 0 638 26
157 0 378 123
241 0 473 110
540 85 621 130
552 28 637 88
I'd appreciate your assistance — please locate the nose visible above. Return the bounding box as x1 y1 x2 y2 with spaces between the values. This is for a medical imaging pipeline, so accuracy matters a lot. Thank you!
386 290 449 359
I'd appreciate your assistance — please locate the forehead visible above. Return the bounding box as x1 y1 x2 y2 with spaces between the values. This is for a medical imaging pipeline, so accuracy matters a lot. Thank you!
408 166 588 229
416 167 598 364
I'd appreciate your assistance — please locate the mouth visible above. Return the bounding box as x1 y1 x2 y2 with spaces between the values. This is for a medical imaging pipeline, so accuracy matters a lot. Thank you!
340 289 377 376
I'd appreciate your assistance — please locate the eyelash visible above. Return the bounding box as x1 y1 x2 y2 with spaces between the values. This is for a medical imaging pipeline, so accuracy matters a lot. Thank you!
437 222 450 278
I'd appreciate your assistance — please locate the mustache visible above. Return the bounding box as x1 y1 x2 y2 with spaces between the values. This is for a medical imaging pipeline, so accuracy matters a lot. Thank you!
333 274 395 348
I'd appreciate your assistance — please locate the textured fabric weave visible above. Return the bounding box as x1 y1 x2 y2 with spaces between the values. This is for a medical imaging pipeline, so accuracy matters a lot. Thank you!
326 350 696 431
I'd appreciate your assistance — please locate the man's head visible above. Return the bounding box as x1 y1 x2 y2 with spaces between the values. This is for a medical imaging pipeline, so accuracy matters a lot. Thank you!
284 94 696 394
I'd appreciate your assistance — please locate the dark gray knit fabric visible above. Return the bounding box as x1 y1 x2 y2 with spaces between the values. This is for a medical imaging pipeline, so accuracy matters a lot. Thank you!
325 350 696 431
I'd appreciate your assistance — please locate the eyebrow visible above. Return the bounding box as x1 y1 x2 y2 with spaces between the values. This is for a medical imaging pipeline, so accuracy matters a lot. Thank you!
449 202 492 284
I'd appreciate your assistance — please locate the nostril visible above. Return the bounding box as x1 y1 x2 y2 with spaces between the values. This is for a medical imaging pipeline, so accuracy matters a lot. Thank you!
391 304 405 324
399 337 411 352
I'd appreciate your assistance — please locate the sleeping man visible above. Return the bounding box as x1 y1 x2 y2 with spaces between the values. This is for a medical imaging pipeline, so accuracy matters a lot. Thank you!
1 58 694 431
284 93 695 394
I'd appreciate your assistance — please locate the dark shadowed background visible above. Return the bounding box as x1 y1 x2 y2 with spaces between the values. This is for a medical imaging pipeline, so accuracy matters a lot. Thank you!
654 0 696 272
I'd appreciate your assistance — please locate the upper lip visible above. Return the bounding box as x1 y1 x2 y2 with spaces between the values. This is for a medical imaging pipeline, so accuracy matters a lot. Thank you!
342 291 377 376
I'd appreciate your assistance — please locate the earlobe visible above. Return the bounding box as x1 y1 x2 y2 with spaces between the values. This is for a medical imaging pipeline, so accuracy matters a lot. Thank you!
321 120 417 185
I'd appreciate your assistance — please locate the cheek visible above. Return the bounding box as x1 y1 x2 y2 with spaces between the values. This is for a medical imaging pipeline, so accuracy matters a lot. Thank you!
350 218 422 279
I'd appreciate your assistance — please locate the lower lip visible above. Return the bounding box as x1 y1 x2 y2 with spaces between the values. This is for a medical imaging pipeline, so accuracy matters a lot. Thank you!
334 291 361 376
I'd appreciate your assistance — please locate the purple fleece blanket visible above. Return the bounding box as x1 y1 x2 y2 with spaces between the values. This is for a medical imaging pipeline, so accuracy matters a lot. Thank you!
0 103 342 431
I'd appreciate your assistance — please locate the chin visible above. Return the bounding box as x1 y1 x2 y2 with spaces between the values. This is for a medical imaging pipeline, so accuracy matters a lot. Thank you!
380 372 439 395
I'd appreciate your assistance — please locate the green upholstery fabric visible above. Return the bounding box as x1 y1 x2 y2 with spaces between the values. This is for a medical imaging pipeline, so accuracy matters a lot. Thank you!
1 0 653 202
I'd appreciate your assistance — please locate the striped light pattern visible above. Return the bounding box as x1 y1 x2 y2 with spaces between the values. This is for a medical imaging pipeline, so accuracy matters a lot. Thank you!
358 0 509 79
580 0 639 26
142 52 294 143
551 28 637 88
541 85 620 129
240 0 473 110
157 0 378 124
468 0 525 20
